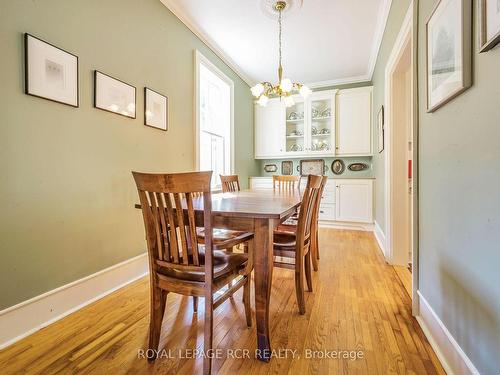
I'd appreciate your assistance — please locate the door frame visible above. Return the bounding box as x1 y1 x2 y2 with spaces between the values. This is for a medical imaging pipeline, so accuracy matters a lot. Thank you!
384 1 420 314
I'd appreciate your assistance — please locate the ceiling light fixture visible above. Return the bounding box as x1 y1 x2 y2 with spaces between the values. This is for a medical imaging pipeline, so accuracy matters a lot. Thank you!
251 0 311 107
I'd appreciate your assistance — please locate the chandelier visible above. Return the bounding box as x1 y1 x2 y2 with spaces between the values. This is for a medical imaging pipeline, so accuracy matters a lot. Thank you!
251 0 311 107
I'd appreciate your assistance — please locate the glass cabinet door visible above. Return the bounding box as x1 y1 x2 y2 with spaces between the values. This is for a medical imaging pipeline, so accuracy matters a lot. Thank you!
285 98 306 154
307 93 334 154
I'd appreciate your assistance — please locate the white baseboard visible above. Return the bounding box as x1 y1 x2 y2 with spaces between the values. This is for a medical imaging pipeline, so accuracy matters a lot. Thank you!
416 291 479 375
373 220 386 257
0 253 149 350
319 221 374 231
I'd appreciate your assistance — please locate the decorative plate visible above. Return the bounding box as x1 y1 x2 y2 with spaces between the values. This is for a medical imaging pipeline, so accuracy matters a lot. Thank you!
288 112 298 120
299 159 325 176
348 163 368 172
321 108 331 117
281 160 293 175
331 159 345 175
264 164 278 173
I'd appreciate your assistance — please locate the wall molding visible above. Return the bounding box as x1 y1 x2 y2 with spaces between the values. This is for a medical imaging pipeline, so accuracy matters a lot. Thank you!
416 291 479 375
306 75 372 89
373 220 386 257
0 253 149 350
367 0 393 79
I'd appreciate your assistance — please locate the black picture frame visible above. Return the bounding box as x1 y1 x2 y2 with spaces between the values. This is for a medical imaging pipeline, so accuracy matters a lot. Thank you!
94 70 136 119
24 33 79 108
144 87 168 131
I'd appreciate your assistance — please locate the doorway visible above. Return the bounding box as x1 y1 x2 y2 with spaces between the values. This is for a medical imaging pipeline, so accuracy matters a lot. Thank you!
384 3 418 313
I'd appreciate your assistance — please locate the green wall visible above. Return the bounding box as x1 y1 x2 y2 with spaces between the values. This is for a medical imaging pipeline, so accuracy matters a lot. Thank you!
417 1 500 373
372 0 500 373
0 0 257 309
371 0 412 232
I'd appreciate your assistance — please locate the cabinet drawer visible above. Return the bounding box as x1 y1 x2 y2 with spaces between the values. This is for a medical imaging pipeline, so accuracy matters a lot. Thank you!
318 203 335 221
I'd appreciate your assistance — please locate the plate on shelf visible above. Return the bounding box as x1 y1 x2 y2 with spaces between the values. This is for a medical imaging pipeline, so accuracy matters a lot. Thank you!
281 160 293 175
299 159 325 176
288 112 298 120
264 164 278 173
348 163 368 171
331 159 345 175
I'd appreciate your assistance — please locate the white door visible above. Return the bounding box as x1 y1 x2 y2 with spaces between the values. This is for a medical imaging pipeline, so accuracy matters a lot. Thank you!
336 88 372 156
255 99 285 158
335 179 373 223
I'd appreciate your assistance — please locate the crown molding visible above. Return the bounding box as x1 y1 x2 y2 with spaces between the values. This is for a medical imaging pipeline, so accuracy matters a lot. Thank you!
159 0 255 87
306 74 372 89
367 0 393 79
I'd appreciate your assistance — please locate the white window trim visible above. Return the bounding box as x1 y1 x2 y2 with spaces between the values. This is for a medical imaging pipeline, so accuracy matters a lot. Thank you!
194 50 235 175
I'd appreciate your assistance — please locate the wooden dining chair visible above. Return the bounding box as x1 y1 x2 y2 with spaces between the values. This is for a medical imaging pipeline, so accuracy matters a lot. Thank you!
273 174 322 315
220 174 240 192
272 175 301 192
276 176 327 272
132 171 253 375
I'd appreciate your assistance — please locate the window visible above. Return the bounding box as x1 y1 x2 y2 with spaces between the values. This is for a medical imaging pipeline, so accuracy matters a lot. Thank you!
195 51 234 189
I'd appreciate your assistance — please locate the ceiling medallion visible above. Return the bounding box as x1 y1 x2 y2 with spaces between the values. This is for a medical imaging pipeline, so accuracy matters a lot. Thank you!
251 0 311 107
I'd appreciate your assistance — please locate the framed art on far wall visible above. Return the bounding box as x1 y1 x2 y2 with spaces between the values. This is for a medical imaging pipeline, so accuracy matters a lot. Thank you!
94 70 136 118
24 33 79 107
426 0 472 112
144 87 168 131
479 0 500 52
378 105 384 153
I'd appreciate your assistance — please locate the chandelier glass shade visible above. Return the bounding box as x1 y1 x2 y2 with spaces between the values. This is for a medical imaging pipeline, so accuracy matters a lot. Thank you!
251 1 311 107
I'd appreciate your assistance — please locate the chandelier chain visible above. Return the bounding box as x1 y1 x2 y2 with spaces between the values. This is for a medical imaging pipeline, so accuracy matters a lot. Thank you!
278 6 282 74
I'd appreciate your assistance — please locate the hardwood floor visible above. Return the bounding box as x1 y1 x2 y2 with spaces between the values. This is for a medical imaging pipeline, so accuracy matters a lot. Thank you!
394 266 413 298
0 229 445 374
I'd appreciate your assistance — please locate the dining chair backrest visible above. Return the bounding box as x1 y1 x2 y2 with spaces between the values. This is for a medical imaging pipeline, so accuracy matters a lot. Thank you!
295 175 322 257
312 176 328 223
132 171 213 274
220 174 240 193
273 175 301 192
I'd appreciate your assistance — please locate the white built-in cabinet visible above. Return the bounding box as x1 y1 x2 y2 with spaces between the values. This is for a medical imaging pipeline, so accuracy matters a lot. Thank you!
248 177 373 227
334 179 373 223
254 87 372 159
335 87 372 156
254 99 285 158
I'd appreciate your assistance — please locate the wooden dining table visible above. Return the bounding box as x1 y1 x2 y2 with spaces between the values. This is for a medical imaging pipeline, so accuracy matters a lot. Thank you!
136 188 301 362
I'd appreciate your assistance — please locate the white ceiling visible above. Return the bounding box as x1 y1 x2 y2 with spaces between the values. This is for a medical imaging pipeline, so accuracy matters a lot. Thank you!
160 0 392 87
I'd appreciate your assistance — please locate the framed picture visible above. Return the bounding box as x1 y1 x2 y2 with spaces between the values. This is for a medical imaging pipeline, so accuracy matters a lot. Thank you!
24 33 78 107
281 161 293 175
94 71 136 118
479 0 500 51
426 0 472 112
144 87 168 131
378 105 384 153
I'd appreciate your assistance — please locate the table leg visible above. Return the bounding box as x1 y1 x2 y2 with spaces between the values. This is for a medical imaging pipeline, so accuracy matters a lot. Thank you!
253 218 275 362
